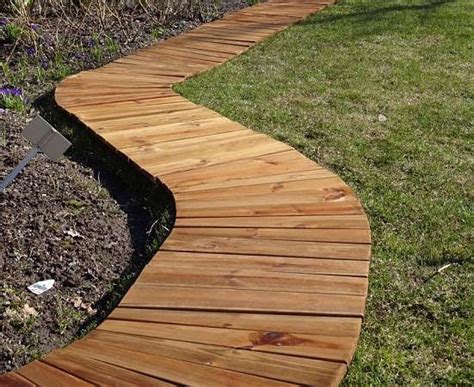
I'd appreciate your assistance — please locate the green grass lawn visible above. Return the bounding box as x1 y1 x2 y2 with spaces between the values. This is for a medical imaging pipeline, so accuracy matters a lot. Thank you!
175 0 473 384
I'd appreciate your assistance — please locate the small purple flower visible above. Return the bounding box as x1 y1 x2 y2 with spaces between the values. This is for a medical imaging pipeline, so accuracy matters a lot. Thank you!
0 87 22 97
41 58 49 69
0 108 6 114
0 17 8 27
30 23 40 32
85 38 96 48
74 51 86 60
25 46 36 57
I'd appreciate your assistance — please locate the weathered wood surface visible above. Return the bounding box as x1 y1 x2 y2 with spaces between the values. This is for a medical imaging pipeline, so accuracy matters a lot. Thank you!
2 0 371 385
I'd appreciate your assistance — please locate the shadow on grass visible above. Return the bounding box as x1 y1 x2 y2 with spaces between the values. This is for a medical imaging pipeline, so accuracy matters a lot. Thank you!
33 91 176 335
303 0 455 24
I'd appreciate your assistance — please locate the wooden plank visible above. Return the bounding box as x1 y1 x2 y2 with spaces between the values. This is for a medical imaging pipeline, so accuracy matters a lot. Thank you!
125 129 257 156
148 250 370 276
0 373 36 387
121 50 210 66
66 339 292 386
55 89 176 108
191 21 280 36
161 234 370 260
108 308 362 337
70 95 188 115
56 84 170 95
235 10 305 19
130 50 210 67
60 72 178 87
136 266 368 295
212 12 293 26
207 20 285 34
120 286 366 316
61 72 179 85
175 199 364 217
76 101 197 122
161 38 249 55
179 34 255 47
268 0 333 3
171 225 371 244
125 131 270 170
102 61 194 74
115 54 207 73
58 87 174 97
92 107 220 132
16 361 93 386
95 319 356 363
142 137 290 176
157 41 240 59
86 330 346 385
174 214 370 229
162 150 318 188
174 177 351 201
150 47 226 64
172 169 333 193
102 118 247 149
43 349 173 386
58 81 169 91
187 28 267 43
72 94 187 108
174 187 358 207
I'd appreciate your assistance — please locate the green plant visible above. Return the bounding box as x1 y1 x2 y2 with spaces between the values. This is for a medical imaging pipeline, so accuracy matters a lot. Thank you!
2 59 30 86
49 54 72 80
151 24 165 41
3 22 24 42
105 35 118 54
0 86 25 112
55 297 83 335
0 94 25 111
89 33 103 61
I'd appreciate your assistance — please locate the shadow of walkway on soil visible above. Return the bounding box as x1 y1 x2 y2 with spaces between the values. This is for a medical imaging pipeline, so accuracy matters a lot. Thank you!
33 91 176 336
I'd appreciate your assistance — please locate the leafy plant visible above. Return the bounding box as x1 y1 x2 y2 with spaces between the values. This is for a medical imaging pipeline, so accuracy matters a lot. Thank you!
55 296 83 335
151 24 165 41
3 21 24 42
105 35 118 55
0 87 25 112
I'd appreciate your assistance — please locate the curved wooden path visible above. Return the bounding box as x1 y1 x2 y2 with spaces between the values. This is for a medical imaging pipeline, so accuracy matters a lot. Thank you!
2 1 371 385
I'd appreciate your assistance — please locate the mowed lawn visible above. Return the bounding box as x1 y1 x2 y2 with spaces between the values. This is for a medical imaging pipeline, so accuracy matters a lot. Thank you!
176 0 473 384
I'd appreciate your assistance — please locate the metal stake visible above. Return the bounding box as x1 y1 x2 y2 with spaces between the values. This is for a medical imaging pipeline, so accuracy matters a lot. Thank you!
0 147 40 192
1 116 71 192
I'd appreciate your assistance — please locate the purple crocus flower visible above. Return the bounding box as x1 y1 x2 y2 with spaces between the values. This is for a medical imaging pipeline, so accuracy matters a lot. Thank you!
41 58 49 69
74 51 86 60
30 23 40 32
85 38 95 48
0 17 8 27
0 108 6 114
26 46 36 56
0 87 22 97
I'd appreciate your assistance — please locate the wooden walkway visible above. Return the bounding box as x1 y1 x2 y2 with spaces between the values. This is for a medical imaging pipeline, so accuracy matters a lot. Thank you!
2 1 371 385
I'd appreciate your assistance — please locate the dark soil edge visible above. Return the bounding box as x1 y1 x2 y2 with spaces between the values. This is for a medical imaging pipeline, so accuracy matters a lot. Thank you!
34 91 176 337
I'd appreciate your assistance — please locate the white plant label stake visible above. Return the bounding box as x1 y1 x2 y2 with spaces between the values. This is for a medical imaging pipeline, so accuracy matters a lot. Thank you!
0 116 71 192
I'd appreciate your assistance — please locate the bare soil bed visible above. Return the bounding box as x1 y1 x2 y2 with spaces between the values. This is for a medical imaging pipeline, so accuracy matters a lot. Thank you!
1 0 251 373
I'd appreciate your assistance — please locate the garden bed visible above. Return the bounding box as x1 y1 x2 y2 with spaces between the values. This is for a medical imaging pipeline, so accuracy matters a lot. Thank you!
1 0 252 373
